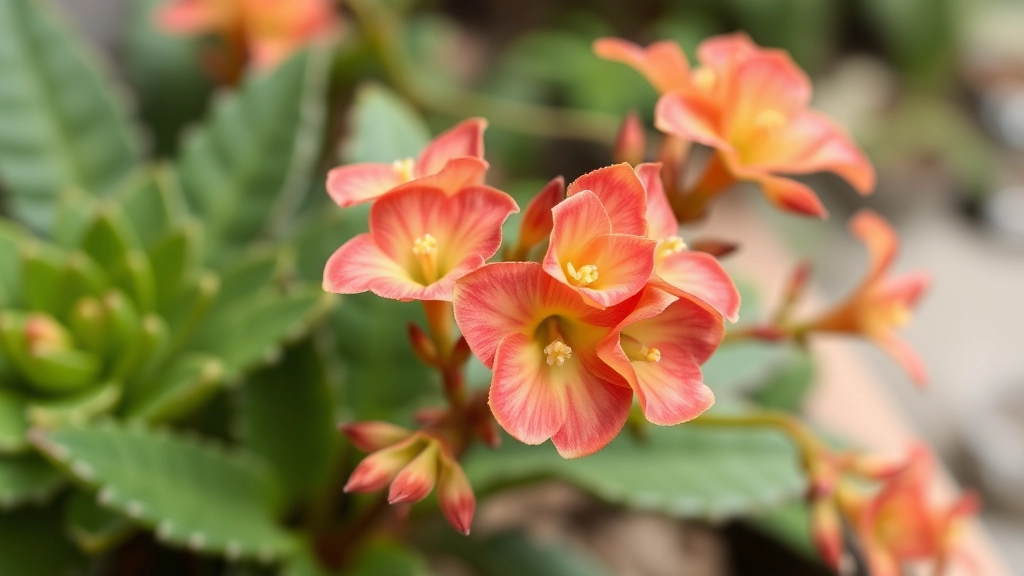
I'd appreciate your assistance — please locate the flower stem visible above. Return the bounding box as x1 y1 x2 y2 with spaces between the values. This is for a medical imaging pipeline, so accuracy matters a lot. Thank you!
689 411 825 469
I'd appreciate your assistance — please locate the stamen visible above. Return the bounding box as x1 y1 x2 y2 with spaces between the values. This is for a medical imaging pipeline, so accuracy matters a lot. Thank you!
543 340 572 366
754 109 787 131
658 236 686 257
392 157 416 182
412 234 437 255
693 68 716 92
566 262 598 287
641 346 662 363
621 334 662 363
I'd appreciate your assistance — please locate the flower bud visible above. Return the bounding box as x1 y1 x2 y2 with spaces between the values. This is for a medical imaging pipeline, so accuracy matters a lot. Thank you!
687 238 738 259
408 323 438 367
340 421 413 453
388 440 439 504
515 177 564 257
344 435 423 494
438 452 476 535
614 111 646 166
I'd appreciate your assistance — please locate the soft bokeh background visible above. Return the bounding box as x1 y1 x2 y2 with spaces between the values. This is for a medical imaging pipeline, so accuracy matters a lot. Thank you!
57 0 1024 571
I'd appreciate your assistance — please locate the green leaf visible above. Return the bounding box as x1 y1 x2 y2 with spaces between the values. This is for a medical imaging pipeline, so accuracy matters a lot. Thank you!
703 342 808 397
176 48 329 252
26 380 122 429
344 539 432 576
191 288 333 378
33 421 299 562
0 502 86 576
20 241 65 311
65 488 135 553
465 425 806 519
0 389 29 453
750 348 815 413
80 203 140 272
122 353 224 423
0 220 27 300
426 531 612 576
149 222 204 314
239 339 338 506
0 452 64 509
341 83 431 164
117 167 189 251
0 0 142 231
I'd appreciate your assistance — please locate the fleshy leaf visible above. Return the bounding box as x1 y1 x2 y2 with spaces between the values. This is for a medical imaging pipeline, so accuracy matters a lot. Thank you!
0 503 86 575
26 381 122 429
0 221 27 301
176 48 328 253
65 488 136 554
121 353 224 423
238 339 338 506
465 425 806 519
116 167 189 251
344 539 432 576
425 530 613 576
0 0 142 231
32 422 299 562
0 389 29 453
0 452 64 509
341 84 431 164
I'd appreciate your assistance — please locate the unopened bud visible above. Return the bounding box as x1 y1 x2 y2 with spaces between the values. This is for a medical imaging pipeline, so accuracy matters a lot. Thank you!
344 435 423 494
408 323 438 367
811 497 843 569
515 177 564 257
340 421 413 453
438 452 476 535
688 238 739 259
614 111 646 166
388 441 439 504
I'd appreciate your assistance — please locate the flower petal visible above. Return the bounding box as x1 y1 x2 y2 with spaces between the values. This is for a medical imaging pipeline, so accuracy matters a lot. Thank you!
724 51 812 140
454 262 598 368
325 163 402 207
593 38 690 94
875 333 928 388
518 176 565 252
749 172 828 218
550 358 633 458
566 163 649 236
416 118 488 177
543 190 613 288
635 162 679 241
652 250 741 322
489 333 569 445
696 32 758 74
323 234 426 300
850 210 898 286
655 92 732 153
573 234 657 309
393 157 489 197
157 0 221 33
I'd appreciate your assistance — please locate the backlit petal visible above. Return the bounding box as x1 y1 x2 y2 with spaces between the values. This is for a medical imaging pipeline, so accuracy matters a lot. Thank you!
416 118 487 177
323 234 424 299
518 177 565 252
751 172 828 218
724 52 811 140
391 157 489 197
875 333 928 388
326 163 402 207
652 250 740 322
655 93 732 153
850 210 898 286
489 333 569 445
696 32 758 75
593 38 690 94
566 164 649 236
635 162 679 241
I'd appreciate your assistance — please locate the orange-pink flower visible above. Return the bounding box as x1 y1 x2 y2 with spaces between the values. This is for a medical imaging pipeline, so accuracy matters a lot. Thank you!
848 446 980 576
158 0 339 72
510 177 565 260
596 287 723 426
808 210 930 386
635 162 740 321
327 119 488 208
595 33 875 218
341 422 476 535
453 262 638 458
322 182 518 302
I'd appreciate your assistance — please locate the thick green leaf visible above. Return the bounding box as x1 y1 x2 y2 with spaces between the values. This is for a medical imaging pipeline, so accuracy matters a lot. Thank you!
122 353 224 423
340 84 431 164
465 425 806 519
0 389 29 453
0 502 86 576
750 348 815 413
0 220 27 300
0 0 141 231
26 380 122 429
427 531 612 576
239 339 338 506
703 342 809 397
65 488 136 553
33 421 298 562
344 539 431 576
79 203 140 272
176 48 328 252
117 167 189 251
0 452 63 509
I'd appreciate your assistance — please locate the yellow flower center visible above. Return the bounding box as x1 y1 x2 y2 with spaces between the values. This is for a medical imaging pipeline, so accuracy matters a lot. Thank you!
412 233 439 284
392 157 416 183
754 109 787 131
543 340 572 366
693 68 716 92
621 334 662 364
566 262 598 287
658 236 686 257
641 346 662 363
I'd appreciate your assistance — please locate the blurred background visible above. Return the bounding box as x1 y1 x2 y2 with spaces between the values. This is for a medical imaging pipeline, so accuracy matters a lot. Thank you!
55 0 1024 572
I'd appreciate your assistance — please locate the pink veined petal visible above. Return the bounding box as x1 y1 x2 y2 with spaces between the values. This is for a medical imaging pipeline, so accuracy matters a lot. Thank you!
630 350 713 426
573 234 657 309
156 0 219 33
543 190 613 288
416 118 488 177
724 51 812 140
325 163 402 207
566 163 649 236
850 210 899 286
746 110 876 195
453 262 598 368
323 234 447 301
392 157 489 197
489 333 569 445
593 38 691 94
696 32 758 75
518 176 565 251
652 250 741 322
875 333 928 388
655 93 732 153
635 162 679 241
550 353 633 458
